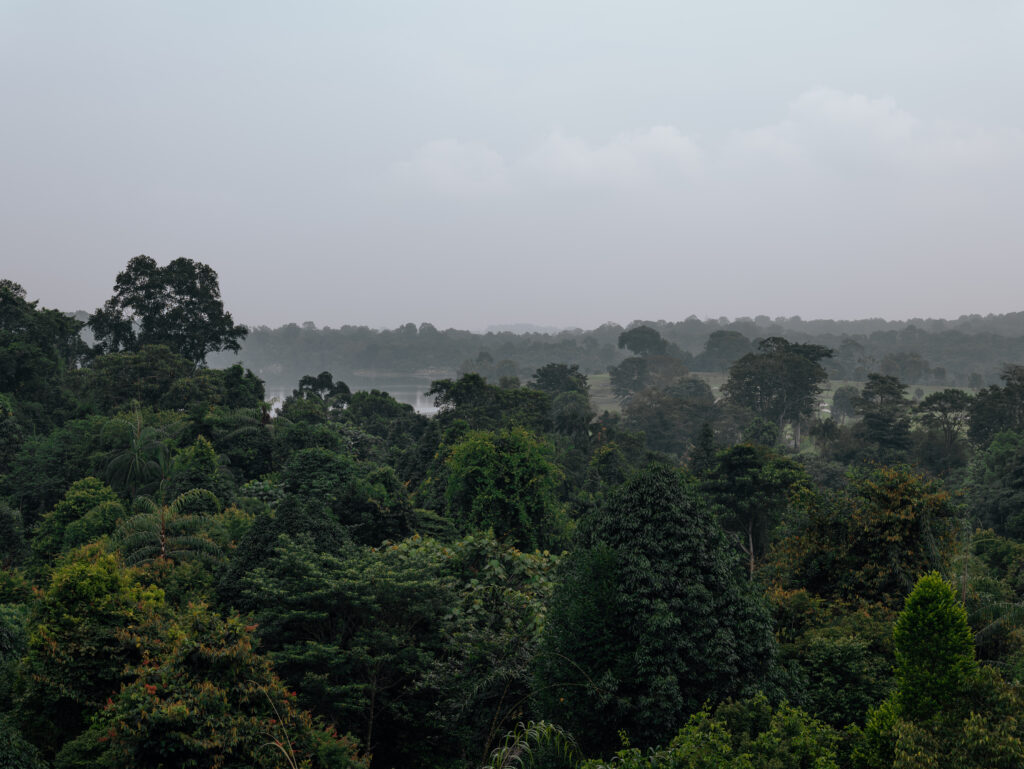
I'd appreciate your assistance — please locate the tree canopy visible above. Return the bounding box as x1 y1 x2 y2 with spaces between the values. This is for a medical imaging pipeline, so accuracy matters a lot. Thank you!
88 255 248 366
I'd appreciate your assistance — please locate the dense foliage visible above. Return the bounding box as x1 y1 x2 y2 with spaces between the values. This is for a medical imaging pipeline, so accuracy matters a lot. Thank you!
5 259 1024 768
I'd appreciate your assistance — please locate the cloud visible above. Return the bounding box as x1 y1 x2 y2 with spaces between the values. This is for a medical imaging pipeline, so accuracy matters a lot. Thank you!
732 87 1024 174
392 125 703 196
390 139 507 196
526 126 703 185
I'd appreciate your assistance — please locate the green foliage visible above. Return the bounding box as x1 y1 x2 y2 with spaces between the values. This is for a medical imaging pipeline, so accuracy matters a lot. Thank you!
4 415 109 527
618 326 669 357
238 534 453 767
0 279 86 428
113 489 223 568
892 572 977 721
70 344 193 413
482 721 582 769
964 431 1024 537
14 545 166 756
31 477 124 566
0 603 29 711
429 373 552 433
422 534 560 763
577 696 840 769
163 434 234 504
530 363 590 397
0 717 48 769
0 503 29 568
538 464 777 754
702 444 807 577
723 337 831 441
853 373 913 461
621 377 724 456
75 602 364 769
968 365 1024 448
88 255 248 365
855 574 1024 769
100 409 183 498
443 427 565 550
279 446 411 545
773 466 960 607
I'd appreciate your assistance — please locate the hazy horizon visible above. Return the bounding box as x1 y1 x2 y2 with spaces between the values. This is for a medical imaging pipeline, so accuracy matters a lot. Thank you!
5 2 1024 328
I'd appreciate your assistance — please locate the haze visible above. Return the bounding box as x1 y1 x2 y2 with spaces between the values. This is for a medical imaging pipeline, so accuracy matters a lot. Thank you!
4 1 1024 330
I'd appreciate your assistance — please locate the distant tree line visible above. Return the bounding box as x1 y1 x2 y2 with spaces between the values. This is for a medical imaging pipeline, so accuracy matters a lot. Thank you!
207 313 1024 392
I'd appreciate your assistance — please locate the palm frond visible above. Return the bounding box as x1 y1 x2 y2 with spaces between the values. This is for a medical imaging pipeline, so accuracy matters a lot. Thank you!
481 721 581 769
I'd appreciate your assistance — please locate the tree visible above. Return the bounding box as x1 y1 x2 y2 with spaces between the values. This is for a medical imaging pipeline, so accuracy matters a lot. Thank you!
617 325 668 357
965 431 1024 536
69 602 364 769
854 574 1024 769
238 534 452 768
830 385 860 425
88 255 248 366
969 365 1024 447
723 337 831 445
892 572 976 721
693 329 752 372
31 477 125 566
113 489 223 568
14 546 166 757
536 464 777 753
914 388 972 474
774 466 960 608
0 280 87 426
529 363 589 396
854 373 912 460
443 427 565 550
702 444 808 577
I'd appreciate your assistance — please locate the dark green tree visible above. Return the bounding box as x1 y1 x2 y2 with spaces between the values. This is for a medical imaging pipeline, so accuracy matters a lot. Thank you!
969 365 1024 448
536 464 777 754
617 325 669 357
529 363 589 396
443 427 565 550
238 534 450 768
88 255 247 366
0 280 87 426
774 466 960 607
723 337 831 445
14 546 166 757
854 373 912 460
68 602 364 769
702 444 807 577
830 384 860 424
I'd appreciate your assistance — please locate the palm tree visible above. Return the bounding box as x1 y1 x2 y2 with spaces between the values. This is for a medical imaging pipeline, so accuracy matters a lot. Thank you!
103 410 183 498
114 489 222 567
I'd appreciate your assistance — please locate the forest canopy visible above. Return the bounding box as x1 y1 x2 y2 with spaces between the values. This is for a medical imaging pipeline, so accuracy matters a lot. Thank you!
4 259 1024 768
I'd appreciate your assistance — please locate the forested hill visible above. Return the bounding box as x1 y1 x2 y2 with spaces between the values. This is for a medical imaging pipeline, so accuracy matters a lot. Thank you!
207 312 1024 390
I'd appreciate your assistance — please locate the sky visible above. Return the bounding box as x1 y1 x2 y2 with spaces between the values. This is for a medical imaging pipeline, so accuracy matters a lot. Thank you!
3 1 1024 331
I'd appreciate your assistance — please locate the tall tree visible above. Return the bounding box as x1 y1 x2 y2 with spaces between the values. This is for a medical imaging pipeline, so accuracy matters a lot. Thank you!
723 337 831 446
854 373 912 460
0 279 87 426
88 255 248 366
536 464 777 754
702 444 808 577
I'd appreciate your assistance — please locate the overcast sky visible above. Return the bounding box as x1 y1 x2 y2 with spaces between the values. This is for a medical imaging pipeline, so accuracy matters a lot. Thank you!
3 1 1024 330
